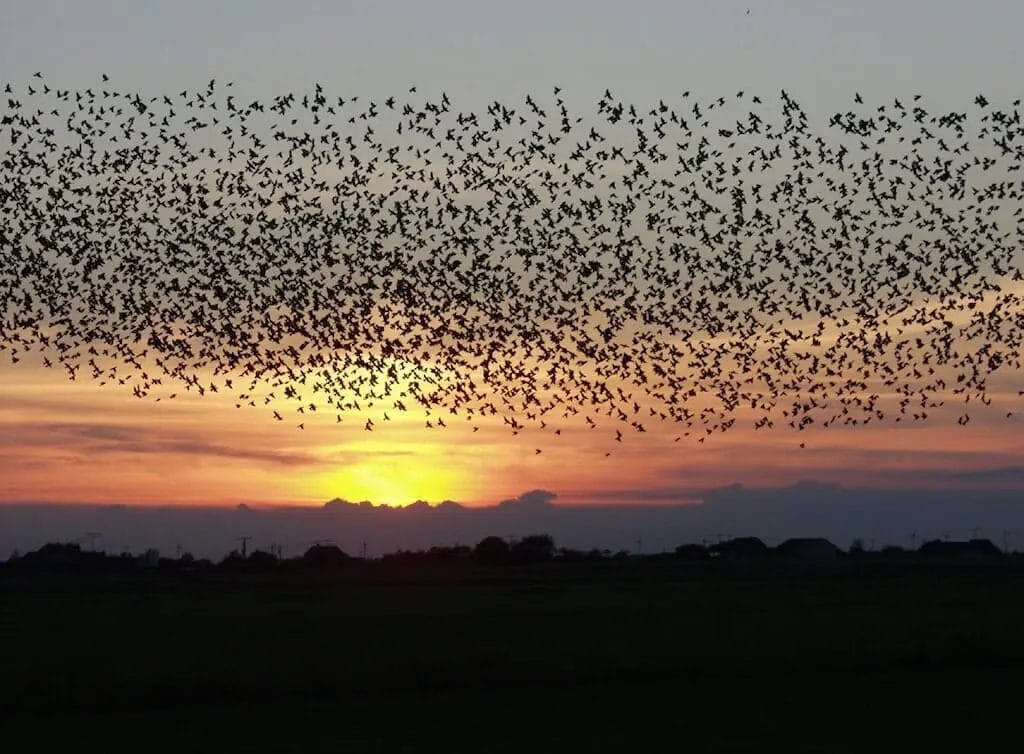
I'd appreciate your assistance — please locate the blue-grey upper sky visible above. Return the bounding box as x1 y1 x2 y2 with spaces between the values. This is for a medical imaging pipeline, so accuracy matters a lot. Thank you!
3 0 1021 108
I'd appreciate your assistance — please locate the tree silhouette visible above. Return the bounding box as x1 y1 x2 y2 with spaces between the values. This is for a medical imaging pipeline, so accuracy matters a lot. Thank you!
473 536 510 565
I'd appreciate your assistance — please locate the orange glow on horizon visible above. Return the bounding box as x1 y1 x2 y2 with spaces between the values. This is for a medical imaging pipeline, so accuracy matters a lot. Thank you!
5 346 1024 509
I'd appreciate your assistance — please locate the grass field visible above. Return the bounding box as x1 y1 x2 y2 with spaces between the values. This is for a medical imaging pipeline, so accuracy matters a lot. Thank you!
3 561 1022 752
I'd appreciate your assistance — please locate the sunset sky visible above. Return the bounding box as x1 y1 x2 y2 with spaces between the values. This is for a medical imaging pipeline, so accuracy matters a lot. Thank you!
3 0 1024 509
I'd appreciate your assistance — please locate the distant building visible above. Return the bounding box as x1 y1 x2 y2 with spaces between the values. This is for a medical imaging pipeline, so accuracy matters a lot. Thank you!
918 539 1002 560
775 538 840 561
879 545 908 557
710 537 769 559
301 544 352 568
674 543 708 561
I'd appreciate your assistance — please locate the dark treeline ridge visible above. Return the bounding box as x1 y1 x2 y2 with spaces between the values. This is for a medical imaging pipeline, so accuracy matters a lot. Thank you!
3 532 1016 580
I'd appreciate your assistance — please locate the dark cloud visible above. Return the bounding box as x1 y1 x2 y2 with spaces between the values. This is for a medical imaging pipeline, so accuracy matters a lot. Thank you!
498 489 557 508
7 482 1024 561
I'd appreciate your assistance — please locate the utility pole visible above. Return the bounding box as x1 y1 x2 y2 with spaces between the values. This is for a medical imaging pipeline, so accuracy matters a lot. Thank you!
361 541 368 559
968 527 980 540
84 532 101 552
237 536 251 558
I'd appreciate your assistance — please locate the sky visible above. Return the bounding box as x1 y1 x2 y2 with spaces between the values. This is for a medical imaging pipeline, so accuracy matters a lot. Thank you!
2 1 1024 516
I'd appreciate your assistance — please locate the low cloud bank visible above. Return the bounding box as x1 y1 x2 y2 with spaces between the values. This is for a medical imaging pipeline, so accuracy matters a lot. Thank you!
3 482 1024 559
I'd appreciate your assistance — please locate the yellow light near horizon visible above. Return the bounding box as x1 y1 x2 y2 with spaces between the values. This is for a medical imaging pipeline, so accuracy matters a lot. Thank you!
314 457 465 506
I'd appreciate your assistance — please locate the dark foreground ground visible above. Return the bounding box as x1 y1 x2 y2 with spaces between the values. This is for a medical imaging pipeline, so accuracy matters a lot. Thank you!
3 561 1023 752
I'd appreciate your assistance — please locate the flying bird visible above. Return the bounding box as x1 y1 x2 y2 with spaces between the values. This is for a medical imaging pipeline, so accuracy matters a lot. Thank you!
0 81 1020 456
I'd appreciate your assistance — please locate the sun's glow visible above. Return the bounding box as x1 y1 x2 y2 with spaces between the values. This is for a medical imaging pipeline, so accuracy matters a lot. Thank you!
314 455 466 506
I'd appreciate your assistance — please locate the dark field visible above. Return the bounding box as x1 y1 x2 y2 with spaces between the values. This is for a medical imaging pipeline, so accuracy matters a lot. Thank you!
3 562 1022 752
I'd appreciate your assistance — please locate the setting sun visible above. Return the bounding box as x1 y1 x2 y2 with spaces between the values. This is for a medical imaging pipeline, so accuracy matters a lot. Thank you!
312 453 467 506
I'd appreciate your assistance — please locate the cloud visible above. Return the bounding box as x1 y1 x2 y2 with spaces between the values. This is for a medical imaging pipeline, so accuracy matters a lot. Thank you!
938 466 1024 482
498 489 557 507
0 390 206 417
0 422 323 467
564 487 703 505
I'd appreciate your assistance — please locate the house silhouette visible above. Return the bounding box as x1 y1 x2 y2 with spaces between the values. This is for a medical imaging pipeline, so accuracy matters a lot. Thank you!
775 538 840 561
917 539 1001 560
710 537 769 559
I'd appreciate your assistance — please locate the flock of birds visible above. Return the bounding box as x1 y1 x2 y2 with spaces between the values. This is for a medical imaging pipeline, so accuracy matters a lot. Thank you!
1 75 1023 448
